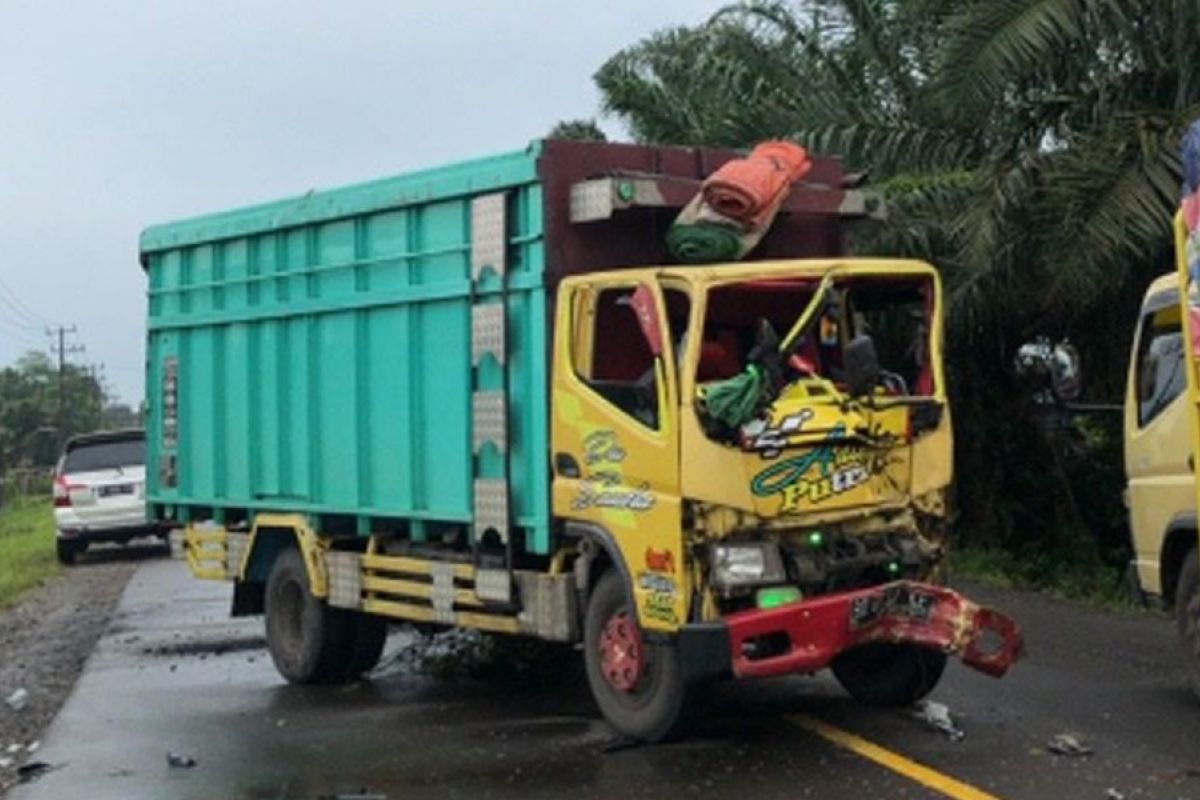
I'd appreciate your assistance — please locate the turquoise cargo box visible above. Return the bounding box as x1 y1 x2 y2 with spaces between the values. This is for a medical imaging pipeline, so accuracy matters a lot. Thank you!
140 139 850 555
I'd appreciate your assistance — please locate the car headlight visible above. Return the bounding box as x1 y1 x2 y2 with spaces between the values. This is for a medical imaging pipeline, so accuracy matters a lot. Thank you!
710 542 787 594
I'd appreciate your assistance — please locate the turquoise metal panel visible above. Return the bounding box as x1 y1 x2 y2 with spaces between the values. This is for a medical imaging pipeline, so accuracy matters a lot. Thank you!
143 144 552 553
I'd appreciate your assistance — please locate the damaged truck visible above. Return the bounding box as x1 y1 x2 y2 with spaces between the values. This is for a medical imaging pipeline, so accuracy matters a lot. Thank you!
140 139 1022 740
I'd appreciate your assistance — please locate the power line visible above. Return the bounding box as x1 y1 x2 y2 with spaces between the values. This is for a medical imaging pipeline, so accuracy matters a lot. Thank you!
0 274 58 327
0 316 46 350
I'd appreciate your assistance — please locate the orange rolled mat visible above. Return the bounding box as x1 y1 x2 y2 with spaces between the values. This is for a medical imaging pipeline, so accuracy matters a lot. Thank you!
702 141 812 229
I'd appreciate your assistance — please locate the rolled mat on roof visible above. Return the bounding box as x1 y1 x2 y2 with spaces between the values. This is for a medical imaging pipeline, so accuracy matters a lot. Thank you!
667 140 812 264
703 141 812 227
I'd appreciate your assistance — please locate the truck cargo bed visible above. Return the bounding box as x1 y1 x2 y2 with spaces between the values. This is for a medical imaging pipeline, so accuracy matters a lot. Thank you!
140 140 855 555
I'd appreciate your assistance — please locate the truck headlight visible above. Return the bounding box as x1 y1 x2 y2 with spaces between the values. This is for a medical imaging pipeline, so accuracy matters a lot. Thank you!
710 542 787 594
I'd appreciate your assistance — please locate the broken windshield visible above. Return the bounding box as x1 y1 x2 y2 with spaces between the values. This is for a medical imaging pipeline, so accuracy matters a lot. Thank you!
694 273 937 438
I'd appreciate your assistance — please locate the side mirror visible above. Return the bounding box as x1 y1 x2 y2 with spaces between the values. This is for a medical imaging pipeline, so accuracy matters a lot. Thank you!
1015 338 1083 404
845 335 881 397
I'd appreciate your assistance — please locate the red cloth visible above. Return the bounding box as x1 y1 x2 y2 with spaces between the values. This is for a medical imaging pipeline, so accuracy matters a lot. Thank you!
702 141 812 229
1185 189 1200 232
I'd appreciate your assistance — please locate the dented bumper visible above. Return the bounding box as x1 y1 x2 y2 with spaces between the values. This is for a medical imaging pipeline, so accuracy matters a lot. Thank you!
680 581 1023 682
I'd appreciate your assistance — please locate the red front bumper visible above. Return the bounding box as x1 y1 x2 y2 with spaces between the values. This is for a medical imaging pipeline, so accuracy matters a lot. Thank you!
719 581 1023 680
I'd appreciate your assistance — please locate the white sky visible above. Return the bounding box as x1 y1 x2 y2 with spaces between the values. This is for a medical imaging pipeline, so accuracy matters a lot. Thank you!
0 1 726 404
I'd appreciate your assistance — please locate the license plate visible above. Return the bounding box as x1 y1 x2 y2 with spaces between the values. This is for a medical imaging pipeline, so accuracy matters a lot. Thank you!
98 483 134 498
849 585 935 630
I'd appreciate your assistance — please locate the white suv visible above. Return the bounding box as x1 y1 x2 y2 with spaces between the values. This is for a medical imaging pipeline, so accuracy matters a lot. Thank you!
53 429 163 564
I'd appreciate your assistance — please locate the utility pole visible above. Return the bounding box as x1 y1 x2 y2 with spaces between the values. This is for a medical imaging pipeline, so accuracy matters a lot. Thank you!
47 325 82 446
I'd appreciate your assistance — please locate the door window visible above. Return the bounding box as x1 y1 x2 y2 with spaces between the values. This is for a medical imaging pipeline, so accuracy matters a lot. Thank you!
1136 304 1185 427
571 286 662 429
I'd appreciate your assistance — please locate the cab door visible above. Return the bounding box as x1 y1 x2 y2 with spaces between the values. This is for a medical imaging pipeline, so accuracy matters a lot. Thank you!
1125 292 1192 595
551 273 687 632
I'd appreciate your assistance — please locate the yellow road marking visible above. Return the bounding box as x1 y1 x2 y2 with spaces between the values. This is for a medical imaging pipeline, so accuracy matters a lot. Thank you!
789 714 1004 800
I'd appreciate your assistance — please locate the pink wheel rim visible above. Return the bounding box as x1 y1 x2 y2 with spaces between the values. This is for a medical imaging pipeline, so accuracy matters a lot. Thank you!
599 610 644 693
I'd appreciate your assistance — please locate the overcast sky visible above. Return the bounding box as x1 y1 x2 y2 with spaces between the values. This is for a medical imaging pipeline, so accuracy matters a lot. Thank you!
0 1 726 404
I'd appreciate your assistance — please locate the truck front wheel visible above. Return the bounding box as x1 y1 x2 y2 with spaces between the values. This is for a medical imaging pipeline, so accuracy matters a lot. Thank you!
1174 549 1200 700
583 570 687 742
264 547 353 685
831 643 947 706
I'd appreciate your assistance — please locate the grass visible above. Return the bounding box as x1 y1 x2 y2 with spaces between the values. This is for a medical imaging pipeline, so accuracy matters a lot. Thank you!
0 494 59 609
949 545 1139 610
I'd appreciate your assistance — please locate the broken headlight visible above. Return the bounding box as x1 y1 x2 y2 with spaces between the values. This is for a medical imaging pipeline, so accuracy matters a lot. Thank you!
710 542 787 594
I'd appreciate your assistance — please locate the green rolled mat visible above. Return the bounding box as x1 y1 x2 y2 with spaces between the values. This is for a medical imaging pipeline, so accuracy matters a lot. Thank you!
667 222 744 264
698 364 766 428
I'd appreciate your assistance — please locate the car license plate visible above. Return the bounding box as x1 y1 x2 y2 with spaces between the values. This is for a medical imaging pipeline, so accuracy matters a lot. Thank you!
98 483 134 498
849 585 936 630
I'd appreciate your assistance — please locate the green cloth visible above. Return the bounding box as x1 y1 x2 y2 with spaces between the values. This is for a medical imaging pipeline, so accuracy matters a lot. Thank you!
667 222 744 264
699 364 767 428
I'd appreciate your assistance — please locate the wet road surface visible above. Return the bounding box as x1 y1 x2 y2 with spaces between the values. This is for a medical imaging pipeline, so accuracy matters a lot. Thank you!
8 560 1200 800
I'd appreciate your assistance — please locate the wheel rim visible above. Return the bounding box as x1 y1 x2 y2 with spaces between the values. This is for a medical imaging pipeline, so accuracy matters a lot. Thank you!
599 610 645 693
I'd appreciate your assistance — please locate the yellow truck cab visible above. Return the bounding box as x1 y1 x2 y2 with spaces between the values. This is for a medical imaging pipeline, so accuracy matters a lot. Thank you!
1125 272 1194 610
141 139 1022 740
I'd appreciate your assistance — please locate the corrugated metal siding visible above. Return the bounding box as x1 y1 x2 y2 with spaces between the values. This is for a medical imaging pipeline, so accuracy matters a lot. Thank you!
143 144 552 553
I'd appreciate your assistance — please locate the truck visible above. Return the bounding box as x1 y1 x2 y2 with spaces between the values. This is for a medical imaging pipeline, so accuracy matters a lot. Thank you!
1123 272 1193 621
140 138 1022 740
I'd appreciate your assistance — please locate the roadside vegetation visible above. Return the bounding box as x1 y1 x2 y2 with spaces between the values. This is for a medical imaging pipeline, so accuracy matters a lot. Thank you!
0 495 58 608
950 547 1136 609
592 0 1200 595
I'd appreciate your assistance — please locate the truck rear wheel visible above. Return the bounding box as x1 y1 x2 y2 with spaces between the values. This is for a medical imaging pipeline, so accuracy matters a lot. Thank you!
831 643 947 706
583 570 687 742
1174 549 1200 700
264 547 353 685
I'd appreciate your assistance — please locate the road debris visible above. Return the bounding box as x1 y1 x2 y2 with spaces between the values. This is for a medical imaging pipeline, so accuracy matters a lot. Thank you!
4 688 29 712
5 743 21 754
166 751 197 768
0 757 12 770
27 740 39 753
16 761 58 784
1105 789 1125 800
1047 733 1093 758
911 700 964 741
1150 767 1200 784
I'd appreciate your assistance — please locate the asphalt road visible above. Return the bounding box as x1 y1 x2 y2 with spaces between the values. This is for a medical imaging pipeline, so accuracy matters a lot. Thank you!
8 559 1200 800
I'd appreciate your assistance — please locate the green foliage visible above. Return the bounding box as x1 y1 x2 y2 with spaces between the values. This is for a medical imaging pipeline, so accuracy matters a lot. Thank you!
0 349 111 473
0 495 57 608
547 119 608 142
595 0 1200 587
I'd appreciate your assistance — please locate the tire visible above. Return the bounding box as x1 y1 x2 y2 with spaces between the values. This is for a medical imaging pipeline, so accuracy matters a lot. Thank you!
832 643 948 707
264 547 354 685
345 613 388 677
56 538 81 566
1173 549 1200 701
583 570 687 742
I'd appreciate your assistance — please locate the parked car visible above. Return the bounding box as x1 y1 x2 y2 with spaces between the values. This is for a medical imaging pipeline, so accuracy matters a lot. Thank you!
53 429 163 564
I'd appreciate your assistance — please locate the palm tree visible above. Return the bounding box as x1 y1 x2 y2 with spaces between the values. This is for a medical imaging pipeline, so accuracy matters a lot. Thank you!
594 0 1200 578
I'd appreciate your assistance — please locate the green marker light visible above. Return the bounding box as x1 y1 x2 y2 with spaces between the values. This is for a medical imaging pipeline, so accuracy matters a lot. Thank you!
808 531 824 547
888 561 901 574
756 586 803 610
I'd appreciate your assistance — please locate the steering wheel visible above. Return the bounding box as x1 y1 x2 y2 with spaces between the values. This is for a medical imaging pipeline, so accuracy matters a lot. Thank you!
879 370 909 396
